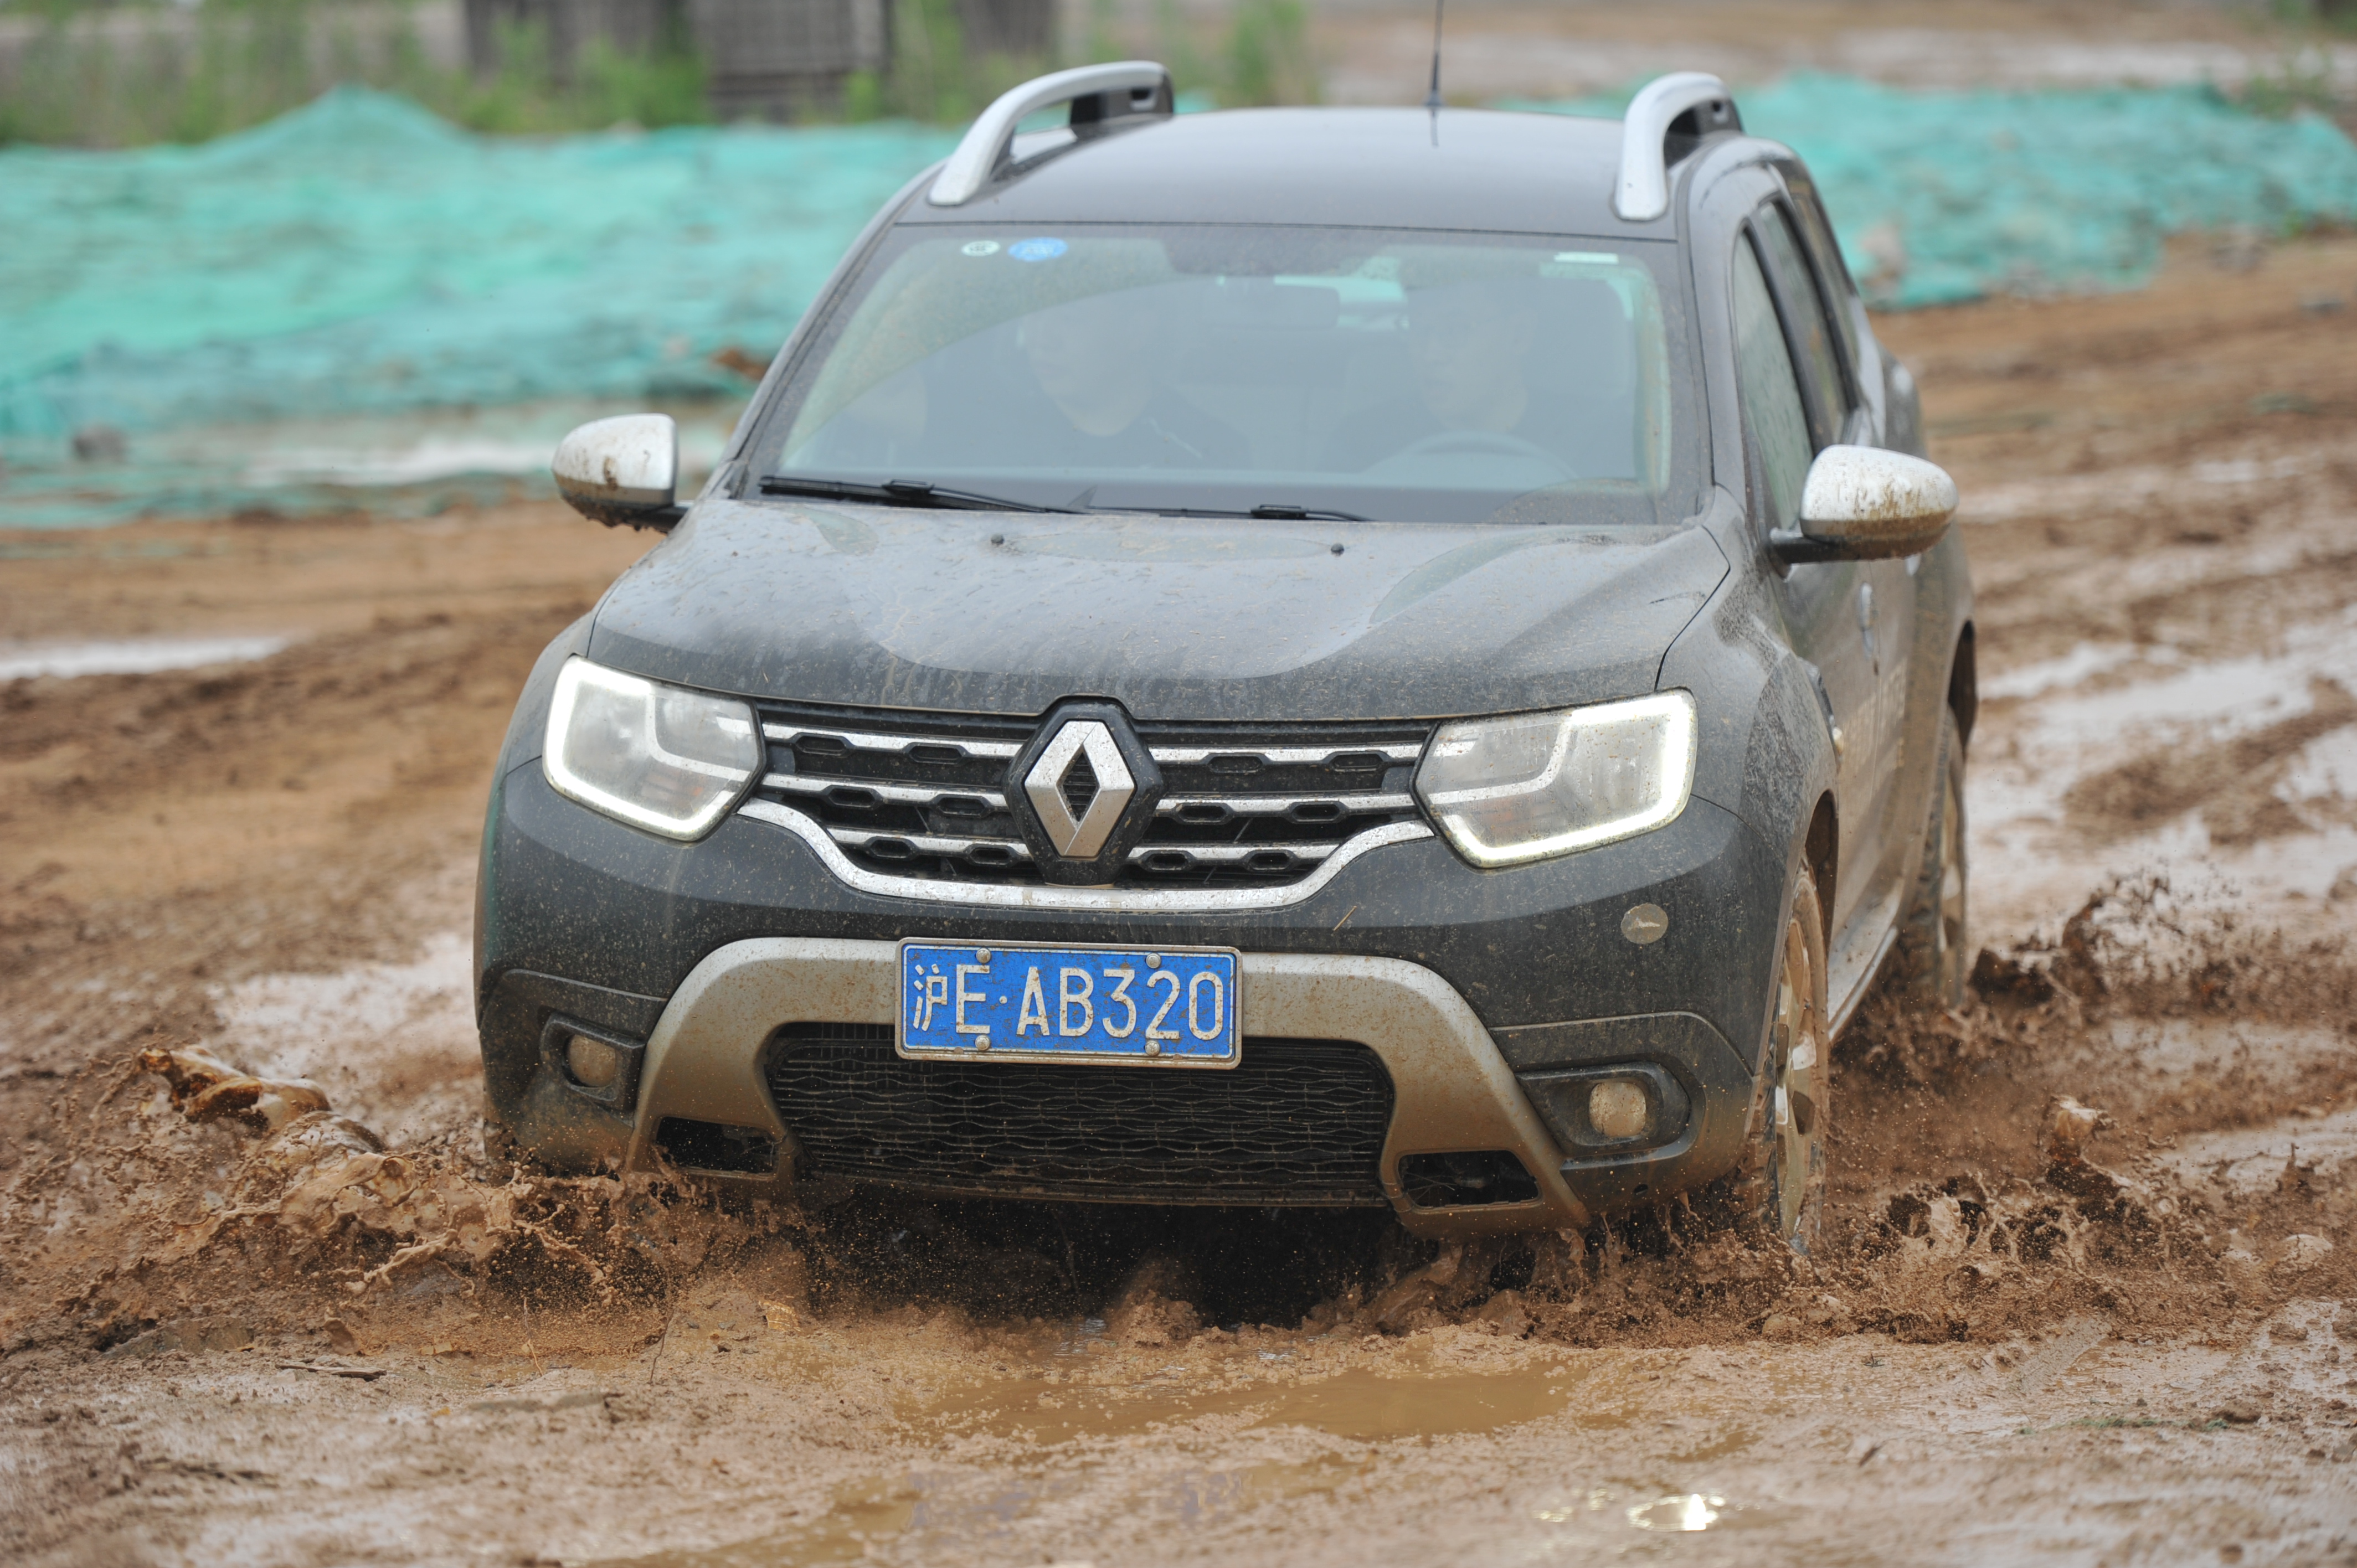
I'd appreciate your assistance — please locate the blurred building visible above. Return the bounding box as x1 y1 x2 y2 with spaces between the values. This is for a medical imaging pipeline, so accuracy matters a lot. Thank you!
463 0 677 78
949 0 1058 57
687 0 889 118
461 0 1056 117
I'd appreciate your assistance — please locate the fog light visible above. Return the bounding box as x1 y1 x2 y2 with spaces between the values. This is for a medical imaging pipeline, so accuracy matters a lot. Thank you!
1516 1062 1691 1157
567 1032 622 1089
1589 1079 1651 1140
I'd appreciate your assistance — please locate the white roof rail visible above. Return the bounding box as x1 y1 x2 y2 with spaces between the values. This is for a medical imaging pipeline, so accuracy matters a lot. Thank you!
1614 72 1742 223
927 61 1175 208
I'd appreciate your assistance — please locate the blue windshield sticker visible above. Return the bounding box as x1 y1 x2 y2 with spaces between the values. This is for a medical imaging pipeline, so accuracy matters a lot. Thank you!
1008 236 1069 263
961 239 1001 257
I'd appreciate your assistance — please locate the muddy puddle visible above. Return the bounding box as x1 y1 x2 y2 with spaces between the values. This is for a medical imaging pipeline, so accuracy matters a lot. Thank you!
594 1326 1760 1568
912 1349 1581 1445
897 1312 1618 1442
603 1473 1758 1568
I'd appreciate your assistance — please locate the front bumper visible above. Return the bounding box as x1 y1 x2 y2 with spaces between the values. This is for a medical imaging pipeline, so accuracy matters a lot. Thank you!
512 937 1756 1238
664 940 1586 1235
479 762 1782 1236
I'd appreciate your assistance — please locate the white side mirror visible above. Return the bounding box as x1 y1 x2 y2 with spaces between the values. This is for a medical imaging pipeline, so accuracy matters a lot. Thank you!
1789 445 1958 560
553 414 681 529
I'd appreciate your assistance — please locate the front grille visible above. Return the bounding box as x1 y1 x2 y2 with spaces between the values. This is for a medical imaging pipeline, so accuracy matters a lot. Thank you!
742 701 1430 890
766 1024 1395 1206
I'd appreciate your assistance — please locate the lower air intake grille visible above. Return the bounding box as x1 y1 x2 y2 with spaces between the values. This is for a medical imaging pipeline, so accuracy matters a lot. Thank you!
766 1024 1394 1206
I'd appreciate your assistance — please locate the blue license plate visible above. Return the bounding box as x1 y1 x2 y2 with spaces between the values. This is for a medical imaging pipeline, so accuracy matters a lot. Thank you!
897 941 1241 1067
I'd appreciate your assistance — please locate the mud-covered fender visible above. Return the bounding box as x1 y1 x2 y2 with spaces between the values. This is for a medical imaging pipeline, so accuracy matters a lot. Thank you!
475 612 598 1014
1665 489 1840 854
1658 486 1843 1074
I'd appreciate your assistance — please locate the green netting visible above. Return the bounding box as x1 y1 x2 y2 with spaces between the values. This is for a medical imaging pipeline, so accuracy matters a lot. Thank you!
0 87 955 440
1 77 2352 526
1516 73 2357 308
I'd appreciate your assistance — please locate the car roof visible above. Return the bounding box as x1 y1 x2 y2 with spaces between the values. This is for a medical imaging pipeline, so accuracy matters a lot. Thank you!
895 107 1676 238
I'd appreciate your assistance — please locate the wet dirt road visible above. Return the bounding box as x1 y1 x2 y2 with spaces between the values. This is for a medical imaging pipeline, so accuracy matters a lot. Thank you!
5 234 2357 1566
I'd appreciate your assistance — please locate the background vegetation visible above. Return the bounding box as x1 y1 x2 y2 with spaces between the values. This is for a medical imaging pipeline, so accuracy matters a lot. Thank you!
0 0 1322 146
4 0 2346 149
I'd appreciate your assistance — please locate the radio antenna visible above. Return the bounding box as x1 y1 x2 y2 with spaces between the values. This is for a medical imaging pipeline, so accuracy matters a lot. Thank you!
1424 0 1447 113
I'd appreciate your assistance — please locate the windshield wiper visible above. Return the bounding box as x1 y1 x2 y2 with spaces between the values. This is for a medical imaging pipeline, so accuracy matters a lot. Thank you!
759 478 1362 522
759 476 1077 514
1134 503 1370 522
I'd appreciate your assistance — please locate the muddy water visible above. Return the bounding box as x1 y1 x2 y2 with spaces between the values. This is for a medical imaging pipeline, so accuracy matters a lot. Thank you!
544 1303 2357 1567
615 1335 1594 1567
933 1362 1574 1443
917 1343 1578 1446
590 1341 1738 1566
5 229 2357 1565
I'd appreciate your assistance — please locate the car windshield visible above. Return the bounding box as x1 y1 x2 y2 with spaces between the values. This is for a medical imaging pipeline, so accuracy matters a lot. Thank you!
745 225 1701 526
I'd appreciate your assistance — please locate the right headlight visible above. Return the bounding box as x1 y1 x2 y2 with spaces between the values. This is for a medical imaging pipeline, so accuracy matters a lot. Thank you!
1413 692 1696 868
542 658 760 840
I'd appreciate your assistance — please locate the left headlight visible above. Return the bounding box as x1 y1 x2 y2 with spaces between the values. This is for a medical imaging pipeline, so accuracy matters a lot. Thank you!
542 658 760 840
1414 692 1697 868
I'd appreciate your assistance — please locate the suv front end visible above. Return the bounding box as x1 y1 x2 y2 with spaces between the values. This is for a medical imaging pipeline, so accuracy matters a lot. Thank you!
476 67 1958 1247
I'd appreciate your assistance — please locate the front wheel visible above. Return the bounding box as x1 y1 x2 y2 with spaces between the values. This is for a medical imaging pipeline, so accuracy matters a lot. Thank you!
1731 870 1830 1255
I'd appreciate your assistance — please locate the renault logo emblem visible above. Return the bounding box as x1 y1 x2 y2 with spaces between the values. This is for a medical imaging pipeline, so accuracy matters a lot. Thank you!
1006 704 1160 883
1023 719 1136 859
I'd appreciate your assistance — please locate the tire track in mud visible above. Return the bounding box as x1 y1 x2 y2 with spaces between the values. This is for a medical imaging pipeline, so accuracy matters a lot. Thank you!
2062 679 2357 845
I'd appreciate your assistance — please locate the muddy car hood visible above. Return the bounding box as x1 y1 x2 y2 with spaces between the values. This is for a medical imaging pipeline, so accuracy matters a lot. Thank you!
585 501 1729 721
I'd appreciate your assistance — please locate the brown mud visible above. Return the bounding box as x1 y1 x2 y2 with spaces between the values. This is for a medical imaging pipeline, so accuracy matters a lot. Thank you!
6 231 2357 1562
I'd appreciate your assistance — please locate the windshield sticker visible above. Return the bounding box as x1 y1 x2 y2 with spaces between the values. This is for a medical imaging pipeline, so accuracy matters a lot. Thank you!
1007 236 1069 263
1553 251 1620 264
961 239 1001 257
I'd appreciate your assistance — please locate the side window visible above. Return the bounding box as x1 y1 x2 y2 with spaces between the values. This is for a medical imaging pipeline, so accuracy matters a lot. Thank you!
1754 203 1852 448
1732 236 1813 530
1783 174 1865 376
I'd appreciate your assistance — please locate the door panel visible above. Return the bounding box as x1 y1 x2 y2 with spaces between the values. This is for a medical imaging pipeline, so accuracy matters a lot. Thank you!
1782 182 1932 896
1753 202 1926 920
1760 202 1922 902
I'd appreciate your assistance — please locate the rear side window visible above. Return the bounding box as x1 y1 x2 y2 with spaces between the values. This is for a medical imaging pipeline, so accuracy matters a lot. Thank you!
1732 237 1813 530
1753 204 1852 448
1783 175 1864 375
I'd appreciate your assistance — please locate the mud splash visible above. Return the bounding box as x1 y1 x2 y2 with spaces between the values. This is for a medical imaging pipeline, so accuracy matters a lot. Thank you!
12 870 2349 1371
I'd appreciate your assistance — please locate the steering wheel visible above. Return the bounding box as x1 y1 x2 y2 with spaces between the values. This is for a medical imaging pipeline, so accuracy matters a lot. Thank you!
1390 428 1578 479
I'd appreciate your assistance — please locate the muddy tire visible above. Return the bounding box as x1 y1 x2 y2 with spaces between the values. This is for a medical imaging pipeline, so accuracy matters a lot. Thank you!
1724 871 1830 1256
1893 703 1969 1008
